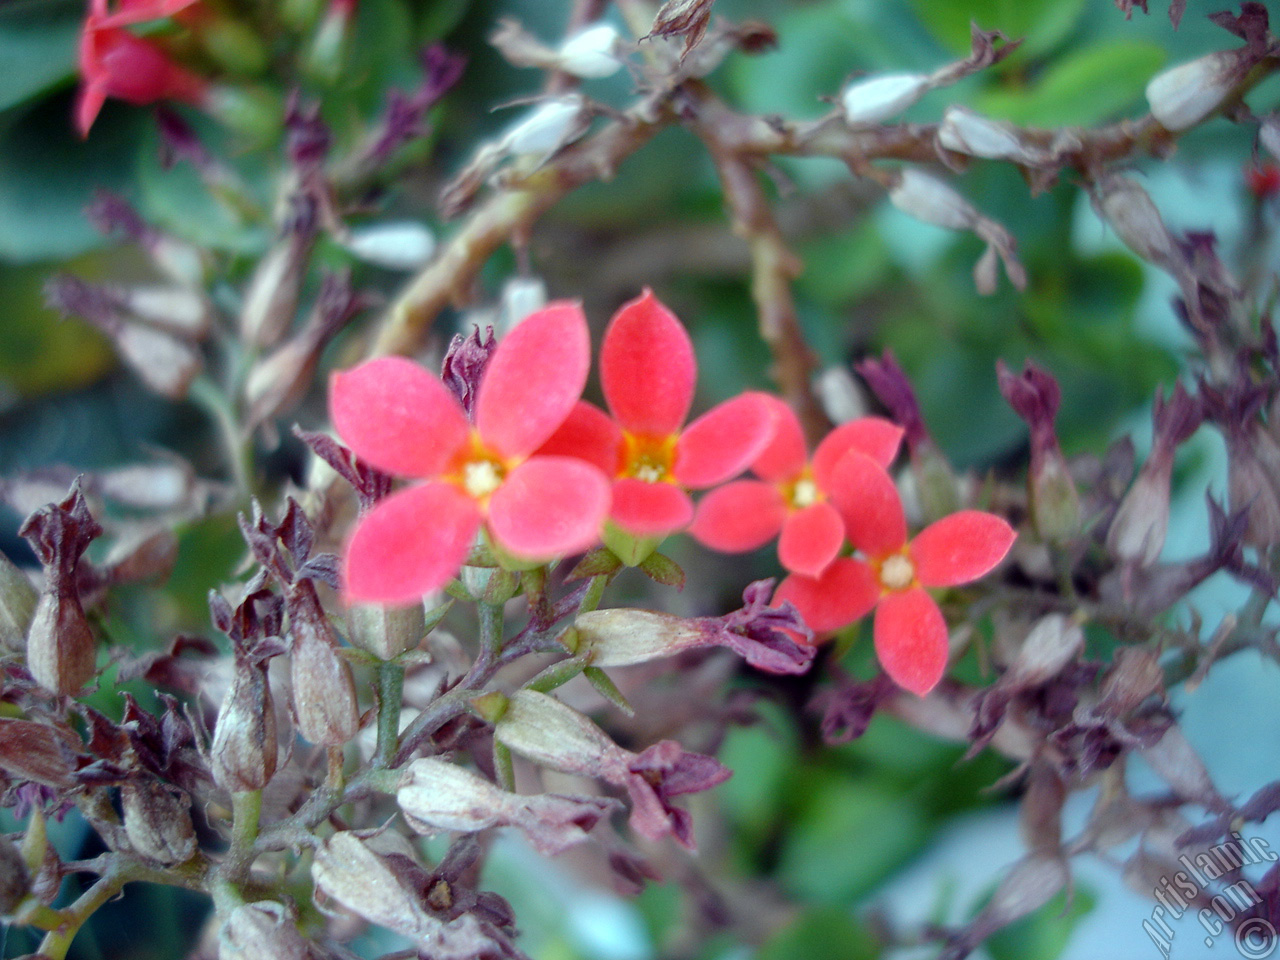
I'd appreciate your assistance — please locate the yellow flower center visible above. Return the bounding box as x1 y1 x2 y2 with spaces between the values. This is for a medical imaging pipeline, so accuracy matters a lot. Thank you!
447 433 511 505
463 460 503 498
622 432 677 484
790 477 819 509
878 553 915 591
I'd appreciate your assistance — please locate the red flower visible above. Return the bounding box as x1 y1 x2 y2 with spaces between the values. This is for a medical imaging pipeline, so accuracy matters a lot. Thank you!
76 0 207 137
774 452 1015 697
330 303 611 605
690 396 903 577
538 290 776 545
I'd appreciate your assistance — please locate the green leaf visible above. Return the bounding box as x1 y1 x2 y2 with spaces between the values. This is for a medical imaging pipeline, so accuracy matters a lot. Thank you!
778 775 930 903
906 0 1085 58
985 885 1097 960
757 907 879 960
0 97 143 263
978 41 1167 126
0 0 81 114
638 551 685 590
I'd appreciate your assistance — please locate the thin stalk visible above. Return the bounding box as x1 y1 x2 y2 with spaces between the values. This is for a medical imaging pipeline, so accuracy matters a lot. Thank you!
374 660 406 769
189 375 253 496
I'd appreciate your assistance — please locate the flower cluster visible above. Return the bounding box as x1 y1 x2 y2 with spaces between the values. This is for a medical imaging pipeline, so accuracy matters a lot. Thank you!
332 290 1015 696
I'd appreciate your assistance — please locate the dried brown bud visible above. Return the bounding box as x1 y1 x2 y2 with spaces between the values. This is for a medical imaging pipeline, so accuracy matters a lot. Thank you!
0 719 79 788
0 550 37 653
119 285 214 339
121 780 196 864
1091 174 1178 269
238 206 317 349
211 654 278 793
218 901 313 960
312 833 496 957
1006 613 1085 687
0 833 30 915
397 758 617 855
287 584 358 747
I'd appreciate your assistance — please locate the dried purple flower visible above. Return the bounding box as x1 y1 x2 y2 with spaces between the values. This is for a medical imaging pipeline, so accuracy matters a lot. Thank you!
441 324 498 421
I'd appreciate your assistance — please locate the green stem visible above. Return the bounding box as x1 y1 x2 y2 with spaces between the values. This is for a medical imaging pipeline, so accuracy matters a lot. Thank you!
36 867 130 960
374 660 405 770
189 375 253 496
478 602 504 666
224 789 262 884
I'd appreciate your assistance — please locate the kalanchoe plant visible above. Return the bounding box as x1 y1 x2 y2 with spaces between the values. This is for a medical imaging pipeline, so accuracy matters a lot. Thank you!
8 0 1280 957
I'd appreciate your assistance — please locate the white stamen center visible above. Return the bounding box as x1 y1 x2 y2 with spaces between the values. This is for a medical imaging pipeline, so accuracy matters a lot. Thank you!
791 479 818 509
635 463 665 484
879 554 915 591
464 461 502 498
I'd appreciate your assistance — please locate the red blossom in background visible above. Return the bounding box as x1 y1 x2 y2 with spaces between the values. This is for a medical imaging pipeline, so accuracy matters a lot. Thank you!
538 290 776 546
330 303 610 604
690 395 903 576
775 452 1015 696
77 0 208 137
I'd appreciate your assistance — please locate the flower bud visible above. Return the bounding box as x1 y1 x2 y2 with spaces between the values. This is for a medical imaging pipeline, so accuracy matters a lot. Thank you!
1006 613 1084 687
348 602 424 660
0 550 37 653
0 719 79 788
238 201 316 349
211 655 278 793
841 71 930 125
1146 49 1252 131
312 832 492 956
1261 113 1280 164
997 360 1079 541
121 779 196 863
556 23 623 78
1090 174 1178 269
501 95 588 156
397 757 616 855
119 285 213 338
219 901 312 960
98 462 197 512
341 221 436 271
287 584 358 747
938 106 1029 161
814 365 865 424
500 275 548 335
888 168 976 231
493 690 621 781
25 592 96 696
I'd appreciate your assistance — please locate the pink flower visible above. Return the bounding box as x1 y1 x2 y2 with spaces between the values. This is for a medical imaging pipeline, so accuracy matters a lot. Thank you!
774 452 1015 697
77 0 208 137
330 303 611 605
690 396 903 577
538 290 776 545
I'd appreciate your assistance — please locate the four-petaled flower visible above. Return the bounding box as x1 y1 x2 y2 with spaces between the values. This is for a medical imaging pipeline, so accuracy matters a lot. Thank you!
774 451 1016 697
330 302 611 605
538 290 776 558
77 0 207 137
690 395 904 577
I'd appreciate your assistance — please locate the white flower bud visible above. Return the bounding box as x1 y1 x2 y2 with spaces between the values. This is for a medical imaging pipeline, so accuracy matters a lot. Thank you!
1092 175 1178 268
938 107 1025 161
575 608 705 666
500 275 548 334
113 323 202 400
342 221 436 271
121 286 213 338
888 169 976 231
493 689 623 780
1261 115 1280 163
841 72 930 125
556 23 623 78
501 96 587 156
814 366 866 424
1146 50 1248 131
1006 613 1084 686
219 902 312 960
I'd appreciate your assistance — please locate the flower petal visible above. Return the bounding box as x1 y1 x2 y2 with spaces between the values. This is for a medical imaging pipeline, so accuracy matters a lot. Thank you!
600 290 695 436
778 501 844 577
827 451 907 558
487 456 610 560
536 401 623 476
812 417 905 489
874 587 948 696
476 301 591 458
610 478 694 537
751 396 808 481
673 392 776 489
910 510 1016 588
343 483 480 605
76 82 109 138
773 558 879 634
330 357 468 478
689 481 786 552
